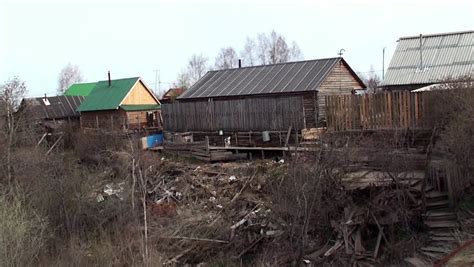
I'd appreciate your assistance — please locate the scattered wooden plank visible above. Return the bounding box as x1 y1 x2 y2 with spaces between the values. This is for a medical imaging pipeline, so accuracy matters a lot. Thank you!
354 228 365 254
421 246 450 253
421 250 443 260
159 236 228 243
426 191 449 199
430 236 458 241
426 200 450 208
405 256 430 267
46 135 63 155
324 240 343 257
429 231 455 237
424 220 458 229
373 227 383 259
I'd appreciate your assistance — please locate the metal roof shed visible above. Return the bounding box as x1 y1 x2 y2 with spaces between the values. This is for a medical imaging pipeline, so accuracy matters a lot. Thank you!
164 57 365 132
382 30 474 91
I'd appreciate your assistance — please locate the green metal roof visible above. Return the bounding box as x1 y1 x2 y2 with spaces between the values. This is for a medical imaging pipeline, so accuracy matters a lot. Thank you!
120 104 161 111
77 77 140 112
64 82 97 96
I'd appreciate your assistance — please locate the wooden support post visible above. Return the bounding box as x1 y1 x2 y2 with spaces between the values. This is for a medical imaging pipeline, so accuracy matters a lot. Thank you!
284 126 292 147
138 115 141 131
96 115 99 128
234 133 239 146
205 136 210 153
111 115 114 130
261 149 265 159
295 129 299 145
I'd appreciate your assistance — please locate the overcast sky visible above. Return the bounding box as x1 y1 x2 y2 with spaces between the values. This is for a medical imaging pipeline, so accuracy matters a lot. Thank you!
1 0 472 97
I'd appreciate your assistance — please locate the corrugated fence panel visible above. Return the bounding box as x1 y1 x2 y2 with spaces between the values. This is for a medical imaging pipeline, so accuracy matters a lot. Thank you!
163 96 305 132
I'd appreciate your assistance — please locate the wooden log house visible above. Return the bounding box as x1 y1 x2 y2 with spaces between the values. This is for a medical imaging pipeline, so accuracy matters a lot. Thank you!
77 76 162 131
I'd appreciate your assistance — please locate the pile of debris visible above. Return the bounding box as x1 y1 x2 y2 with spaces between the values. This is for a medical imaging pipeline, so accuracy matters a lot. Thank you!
142 159 288 264
305 179 426 266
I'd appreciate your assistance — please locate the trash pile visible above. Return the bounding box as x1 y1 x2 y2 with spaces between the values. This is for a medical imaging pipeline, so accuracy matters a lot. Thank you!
142 159 288 264
304 173 428 266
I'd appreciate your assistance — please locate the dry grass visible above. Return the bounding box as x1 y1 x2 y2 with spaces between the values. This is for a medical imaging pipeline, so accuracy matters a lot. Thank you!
0 192 48 267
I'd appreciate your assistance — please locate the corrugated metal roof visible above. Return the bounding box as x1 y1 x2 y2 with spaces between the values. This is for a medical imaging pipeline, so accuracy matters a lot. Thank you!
77 77 140 112
383 31 474 86
179 57 349 99
22 95 85 120
64 82 97 96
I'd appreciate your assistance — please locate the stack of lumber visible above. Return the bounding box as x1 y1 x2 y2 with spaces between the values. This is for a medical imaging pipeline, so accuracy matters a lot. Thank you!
164 141 248 162
190 147 248 162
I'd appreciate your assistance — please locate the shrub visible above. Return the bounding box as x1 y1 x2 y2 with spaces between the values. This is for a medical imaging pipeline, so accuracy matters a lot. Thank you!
0 192 48 266
423 78 474 180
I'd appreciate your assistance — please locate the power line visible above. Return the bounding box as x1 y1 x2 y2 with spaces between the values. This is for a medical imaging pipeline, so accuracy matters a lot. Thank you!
357 69 384 74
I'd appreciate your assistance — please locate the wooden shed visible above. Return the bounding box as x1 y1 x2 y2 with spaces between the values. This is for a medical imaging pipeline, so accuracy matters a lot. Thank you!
163 57 365 133
77 77 161 131
18 95 85 131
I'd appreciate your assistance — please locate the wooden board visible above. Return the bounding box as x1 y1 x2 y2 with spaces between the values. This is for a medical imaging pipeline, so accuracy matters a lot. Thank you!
121 80 158 105
325 91 428 131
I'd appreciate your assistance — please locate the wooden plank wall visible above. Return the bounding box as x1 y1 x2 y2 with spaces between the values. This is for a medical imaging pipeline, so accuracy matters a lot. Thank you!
428 160 468 206
80 111 128 131
163 95 306 132
126 110 162 129
326 91 426 131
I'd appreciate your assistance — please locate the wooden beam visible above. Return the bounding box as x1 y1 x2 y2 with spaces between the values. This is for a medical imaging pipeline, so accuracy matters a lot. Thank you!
284 126 292 147
46 135 63 155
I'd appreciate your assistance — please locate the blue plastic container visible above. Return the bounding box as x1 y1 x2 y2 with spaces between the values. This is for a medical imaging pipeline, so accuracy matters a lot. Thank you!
147 133 164 148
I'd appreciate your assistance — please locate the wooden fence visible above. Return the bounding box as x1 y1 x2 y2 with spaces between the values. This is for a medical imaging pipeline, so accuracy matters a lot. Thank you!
162 96 305 132
326 91 427 131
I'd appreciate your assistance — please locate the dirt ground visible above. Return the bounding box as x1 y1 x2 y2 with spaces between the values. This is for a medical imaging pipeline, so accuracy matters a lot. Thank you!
444 241 474 267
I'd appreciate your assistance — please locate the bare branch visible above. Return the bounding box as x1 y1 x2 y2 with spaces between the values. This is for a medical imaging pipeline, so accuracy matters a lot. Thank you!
57 63 84 94
214 47 238 70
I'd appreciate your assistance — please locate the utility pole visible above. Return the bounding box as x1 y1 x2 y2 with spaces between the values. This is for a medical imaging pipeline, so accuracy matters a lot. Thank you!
154 69 159 96
382 47 386 80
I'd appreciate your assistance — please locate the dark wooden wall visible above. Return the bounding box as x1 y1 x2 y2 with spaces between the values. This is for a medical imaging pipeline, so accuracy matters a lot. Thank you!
163 94 316 132
80 110 161 130
80 110 127 130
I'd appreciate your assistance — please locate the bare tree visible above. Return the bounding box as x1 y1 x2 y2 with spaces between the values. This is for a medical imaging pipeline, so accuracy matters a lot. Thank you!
214 47 238 70
240 37 257 67
174 54 209 89
358 66 381 93
57 63 84 94
0 77 27 186
242 30 303 66
173 70 191 90
188 54 209 83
